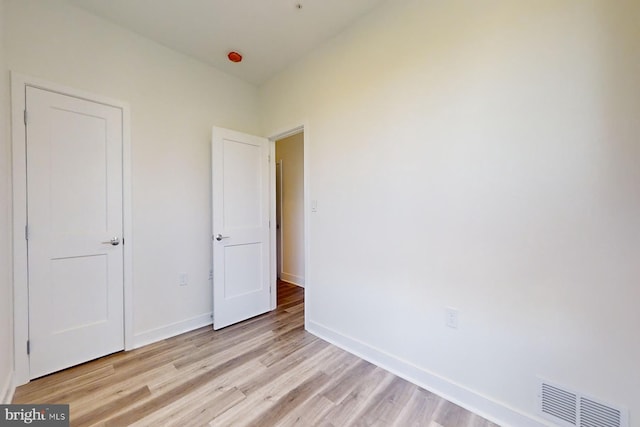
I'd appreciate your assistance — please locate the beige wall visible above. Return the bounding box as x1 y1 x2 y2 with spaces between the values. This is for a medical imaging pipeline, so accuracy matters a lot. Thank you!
0 0 15 404
4 0 260 350
261 1 640 425
276 133 305 286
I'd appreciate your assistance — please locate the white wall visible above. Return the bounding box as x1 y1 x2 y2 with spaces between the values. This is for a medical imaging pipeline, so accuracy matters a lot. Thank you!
276 133 305 286
5 0 260 347
261 1 640 425
0 0 15 404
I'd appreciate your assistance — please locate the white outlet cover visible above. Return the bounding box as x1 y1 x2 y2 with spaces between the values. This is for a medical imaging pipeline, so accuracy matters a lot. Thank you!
445 307 459 329
179 273 188 286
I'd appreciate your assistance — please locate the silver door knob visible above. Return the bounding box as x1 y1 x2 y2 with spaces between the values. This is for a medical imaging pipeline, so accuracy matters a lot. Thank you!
102 237 120 246
215 234 230 241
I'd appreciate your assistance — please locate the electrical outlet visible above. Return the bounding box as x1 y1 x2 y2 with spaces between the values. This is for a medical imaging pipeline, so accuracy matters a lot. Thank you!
179 272 188 286
445 307 459 329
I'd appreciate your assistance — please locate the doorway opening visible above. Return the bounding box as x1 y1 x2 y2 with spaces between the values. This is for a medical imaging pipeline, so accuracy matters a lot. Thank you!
275 131 305 299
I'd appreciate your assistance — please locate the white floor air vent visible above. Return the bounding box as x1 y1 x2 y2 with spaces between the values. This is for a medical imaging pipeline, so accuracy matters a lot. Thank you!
538 379 629 427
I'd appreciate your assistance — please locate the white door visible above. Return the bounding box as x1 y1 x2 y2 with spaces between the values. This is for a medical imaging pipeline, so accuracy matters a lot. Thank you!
26 86 124 378
212 127 271 330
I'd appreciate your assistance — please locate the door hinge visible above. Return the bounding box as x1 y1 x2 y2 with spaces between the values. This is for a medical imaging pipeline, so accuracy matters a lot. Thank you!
24 109 27 126
25 225 29 240
27 340 30 355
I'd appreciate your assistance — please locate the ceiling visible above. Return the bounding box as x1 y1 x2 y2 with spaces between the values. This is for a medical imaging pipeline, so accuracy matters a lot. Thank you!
67 0 388 85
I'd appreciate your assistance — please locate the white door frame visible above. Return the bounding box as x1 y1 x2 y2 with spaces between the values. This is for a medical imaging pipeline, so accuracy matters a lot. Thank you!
11 72 134 385
267 124 309 322
275 160 284 279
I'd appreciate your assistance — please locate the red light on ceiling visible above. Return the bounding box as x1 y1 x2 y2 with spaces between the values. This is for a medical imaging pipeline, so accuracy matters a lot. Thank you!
227 51 243 63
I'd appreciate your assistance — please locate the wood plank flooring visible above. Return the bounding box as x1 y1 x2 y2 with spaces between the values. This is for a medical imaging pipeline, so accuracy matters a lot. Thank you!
14 281 500 427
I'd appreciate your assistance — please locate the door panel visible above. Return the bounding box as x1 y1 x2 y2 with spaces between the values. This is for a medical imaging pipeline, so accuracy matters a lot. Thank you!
27 86 124 378
223 139 263 228
212 127 271 330
49 108 108 232
50 255 109 332
224 243 263 297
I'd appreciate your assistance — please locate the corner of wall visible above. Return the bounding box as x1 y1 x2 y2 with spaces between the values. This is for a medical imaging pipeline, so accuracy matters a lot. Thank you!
1 0 16 407
307 320 550 427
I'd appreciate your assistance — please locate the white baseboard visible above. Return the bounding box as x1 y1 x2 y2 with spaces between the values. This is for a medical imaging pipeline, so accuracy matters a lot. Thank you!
307 320 550 427
133 313 212 349
1 370 15 404
280 272 304 287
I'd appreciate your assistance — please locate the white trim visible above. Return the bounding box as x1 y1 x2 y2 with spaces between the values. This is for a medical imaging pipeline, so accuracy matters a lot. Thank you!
269 140 277 310
122 96 134 352
276 160 284 279
1 371 15 404
301 125 310 328
307 320 552 427
10 72 133 385
279 273 304 288
133 313 212 349
269 125 305 141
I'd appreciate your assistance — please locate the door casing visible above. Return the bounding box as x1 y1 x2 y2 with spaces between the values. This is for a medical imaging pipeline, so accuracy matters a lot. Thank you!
11 72 133 385
276 160 284 280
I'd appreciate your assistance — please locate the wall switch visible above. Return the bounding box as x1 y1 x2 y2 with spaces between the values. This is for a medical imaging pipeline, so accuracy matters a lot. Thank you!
445 307 459 329
311 200 318 212
179 272 188 286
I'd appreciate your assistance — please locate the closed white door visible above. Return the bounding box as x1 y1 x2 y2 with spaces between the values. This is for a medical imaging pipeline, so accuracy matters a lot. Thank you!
212 127 271 330
26 86 124 378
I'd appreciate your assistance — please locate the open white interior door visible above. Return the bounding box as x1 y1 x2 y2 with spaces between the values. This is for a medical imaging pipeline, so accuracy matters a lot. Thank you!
212 126 271 330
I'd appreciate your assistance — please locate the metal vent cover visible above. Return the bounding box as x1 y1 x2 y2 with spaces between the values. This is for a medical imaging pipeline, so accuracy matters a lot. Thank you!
541 382 577 426
580 397 624 427
538 379 628 427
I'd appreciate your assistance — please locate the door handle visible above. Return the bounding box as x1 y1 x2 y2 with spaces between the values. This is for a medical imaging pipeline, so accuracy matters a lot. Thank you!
215 234 230 241
102 237 120 246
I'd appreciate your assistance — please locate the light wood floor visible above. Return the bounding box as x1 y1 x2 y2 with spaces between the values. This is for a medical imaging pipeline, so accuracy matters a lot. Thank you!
14 281 500 427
